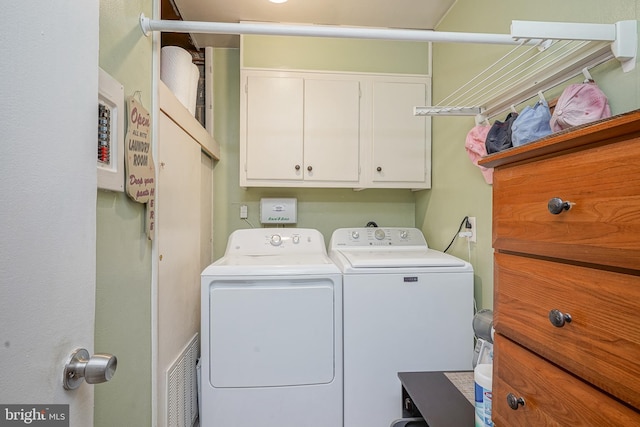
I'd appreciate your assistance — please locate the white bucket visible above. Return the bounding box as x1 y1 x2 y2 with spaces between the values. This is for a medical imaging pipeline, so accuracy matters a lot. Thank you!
474 363 493 427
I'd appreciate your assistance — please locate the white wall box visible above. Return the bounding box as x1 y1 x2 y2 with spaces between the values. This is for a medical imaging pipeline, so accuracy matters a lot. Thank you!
240 70 431 190
260 198 298 224
98 68 125 192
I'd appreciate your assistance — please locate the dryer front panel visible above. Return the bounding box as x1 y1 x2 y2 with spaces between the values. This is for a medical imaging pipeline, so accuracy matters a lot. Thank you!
208 278 335 388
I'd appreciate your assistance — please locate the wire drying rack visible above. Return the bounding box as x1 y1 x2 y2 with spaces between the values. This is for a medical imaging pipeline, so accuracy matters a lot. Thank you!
414 20 637 121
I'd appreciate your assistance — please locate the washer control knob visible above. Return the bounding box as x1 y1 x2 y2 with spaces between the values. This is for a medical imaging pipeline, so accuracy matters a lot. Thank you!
374 229 386 240
270 234 282 246
292 235 300 244
399 230 408 239
351 231 360 239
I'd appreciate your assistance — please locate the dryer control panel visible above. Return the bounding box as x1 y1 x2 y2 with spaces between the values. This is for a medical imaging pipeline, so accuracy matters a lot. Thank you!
224 228 327 255
330 227 428 248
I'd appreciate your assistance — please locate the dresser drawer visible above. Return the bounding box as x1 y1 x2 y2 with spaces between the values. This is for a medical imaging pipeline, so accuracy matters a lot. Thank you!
492 135 640 270
494 252 640 408
493 334 640 427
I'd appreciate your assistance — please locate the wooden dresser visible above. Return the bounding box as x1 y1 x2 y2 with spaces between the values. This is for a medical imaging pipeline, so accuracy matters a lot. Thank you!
478 110 640 426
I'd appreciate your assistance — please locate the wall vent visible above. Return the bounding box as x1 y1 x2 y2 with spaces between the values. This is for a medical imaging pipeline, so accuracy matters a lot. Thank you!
167 333 200 427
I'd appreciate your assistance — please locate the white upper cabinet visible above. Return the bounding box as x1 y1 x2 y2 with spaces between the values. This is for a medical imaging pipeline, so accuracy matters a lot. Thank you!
371 80 430 187
304 78 361 183
245 75 304 181
240 70 431 189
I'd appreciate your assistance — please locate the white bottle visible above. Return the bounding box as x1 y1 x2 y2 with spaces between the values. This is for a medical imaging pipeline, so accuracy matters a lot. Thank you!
474 363 493 427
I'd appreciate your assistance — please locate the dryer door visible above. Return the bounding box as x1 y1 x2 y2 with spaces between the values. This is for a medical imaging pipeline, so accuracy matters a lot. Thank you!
209 277 336 388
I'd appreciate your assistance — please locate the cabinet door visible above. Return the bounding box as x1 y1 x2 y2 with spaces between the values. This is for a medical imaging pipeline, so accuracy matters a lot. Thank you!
245 75 304 180
157 110 203 426
304 79 360 183
371 81 429 185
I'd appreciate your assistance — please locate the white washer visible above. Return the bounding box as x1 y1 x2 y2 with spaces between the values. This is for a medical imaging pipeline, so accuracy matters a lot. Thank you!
200 228 342 427
329 227 474 427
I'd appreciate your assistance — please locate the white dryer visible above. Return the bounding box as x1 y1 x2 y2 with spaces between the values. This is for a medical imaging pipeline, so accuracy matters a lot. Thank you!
200 228 342 427
329 227 474 427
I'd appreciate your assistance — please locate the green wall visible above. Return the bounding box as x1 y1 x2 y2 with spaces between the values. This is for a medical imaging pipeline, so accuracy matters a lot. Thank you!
421 0 640 309
212 39 429 258
95 0 153 426
242 35 430 74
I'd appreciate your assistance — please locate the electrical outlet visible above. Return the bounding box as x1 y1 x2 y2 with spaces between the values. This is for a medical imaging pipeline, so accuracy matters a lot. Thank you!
468 217 477 243
240 205 248 219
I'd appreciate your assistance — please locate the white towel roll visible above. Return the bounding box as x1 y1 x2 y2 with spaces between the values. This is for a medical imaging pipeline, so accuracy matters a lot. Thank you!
188 63 199 116
160 46 193 111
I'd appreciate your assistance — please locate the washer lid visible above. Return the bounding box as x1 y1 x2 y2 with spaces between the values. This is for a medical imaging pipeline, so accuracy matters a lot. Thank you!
337 248 466 268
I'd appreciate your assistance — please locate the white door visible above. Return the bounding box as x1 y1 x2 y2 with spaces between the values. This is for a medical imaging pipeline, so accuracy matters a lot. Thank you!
304 79 361 182
209 279 336 387
244 75 304 181
371 80 429 183
156 110 202 427
0 2 99 425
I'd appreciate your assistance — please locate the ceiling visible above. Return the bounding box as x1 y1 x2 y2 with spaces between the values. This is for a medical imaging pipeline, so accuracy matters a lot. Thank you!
163 0 457 49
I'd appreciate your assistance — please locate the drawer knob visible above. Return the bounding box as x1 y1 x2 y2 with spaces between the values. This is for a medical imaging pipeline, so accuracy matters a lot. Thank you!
506 393 526 410
307 165 313 172
295 164 301 171
547 197 573 214
549 309 572 327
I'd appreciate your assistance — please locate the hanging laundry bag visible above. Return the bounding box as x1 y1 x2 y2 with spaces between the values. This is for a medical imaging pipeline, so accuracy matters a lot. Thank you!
550 81 611 131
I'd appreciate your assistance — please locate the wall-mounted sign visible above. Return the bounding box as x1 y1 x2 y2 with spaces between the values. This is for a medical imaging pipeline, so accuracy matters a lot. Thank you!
125 97 155 239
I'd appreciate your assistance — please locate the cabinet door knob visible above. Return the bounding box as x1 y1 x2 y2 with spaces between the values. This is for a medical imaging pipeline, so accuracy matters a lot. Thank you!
307 165 313 172
377 166 382 172
548 309 572 327
295 164 301 171
547 197 573 214
506 393 525 410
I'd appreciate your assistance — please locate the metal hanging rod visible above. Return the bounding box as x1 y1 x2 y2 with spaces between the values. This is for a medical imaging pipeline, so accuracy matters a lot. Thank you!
139 13 544 46
139 14 635 67
140 14 634 56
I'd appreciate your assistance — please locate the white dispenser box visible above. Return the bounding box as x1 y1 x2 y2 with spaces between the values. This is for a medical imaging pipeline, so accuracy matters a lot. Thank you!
260 198 297 224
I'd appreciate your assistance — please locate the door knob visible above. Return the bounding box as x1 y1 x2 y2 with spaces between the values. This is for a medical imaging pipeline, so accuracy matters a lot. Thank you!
63 348 117 390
